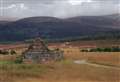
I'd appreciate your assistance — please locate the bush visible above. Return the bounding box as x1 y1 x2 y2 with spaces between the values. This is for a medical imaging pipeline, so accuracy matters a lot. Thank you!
0 50 9 55
89 49 97 52
103 48 112 52
10 50 16 55
14 57 23 64
81 49 89 52
96 48 104 52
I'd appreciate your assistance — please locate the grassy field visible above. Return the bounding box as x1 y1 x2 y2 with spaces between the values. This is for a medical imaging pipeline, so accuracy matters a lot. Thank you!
0 37 120 82
0 60 119 82
0 43 120 82
0 64 48 82
0 53 120 82
64 52 120 67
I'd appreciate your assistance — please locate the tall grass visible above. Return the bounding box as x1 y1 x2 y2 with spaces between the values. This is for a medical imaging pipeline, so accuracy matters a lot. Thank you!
0 63 48 77
0 61 50 82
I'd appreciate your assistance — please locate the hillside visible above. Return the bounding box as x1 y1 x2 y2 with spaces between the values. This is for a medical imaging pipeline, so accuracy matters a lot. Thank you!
0 14 120 42
65 14 120 29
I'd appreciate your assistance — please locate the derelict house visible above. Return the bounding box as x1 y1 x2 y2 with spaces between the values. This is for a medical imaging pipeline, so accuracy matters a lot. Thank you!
23 38 63 63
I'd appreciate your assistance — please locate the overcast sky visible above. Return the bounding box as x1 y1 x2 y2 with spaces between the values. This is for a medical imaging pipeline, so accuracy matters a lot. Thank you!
0 0 120 19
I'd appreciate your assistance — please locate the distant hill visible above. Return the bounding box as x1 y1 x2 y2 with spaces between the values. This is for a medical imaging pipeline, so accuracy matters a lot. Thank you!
0 14 120 42
65 14 120 29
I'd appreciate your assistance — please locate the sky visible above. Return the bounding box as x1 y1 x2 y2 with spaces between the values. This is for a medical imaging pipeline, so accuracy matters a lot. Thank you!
0 0 120 19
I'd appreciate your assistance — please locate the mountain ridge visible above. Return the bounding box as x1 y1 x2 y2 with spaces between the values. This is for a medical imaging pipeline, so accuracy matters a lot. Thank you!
0 14 120 41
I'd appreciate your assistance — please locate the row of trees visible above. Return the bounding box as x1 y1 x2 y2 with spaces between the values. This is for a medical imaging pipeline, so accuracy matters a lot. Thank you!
81 46 120 52
0 50 16 55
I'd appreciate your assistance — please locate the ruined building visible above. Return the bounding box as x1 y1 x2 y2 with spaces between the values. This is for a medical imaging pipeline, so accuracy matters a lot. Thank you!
23 38 63 63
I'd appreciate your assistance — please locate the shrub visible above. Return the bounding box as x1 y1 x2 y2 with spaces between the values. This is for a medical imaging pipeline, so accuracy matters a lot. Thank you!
14 57 23 64
103 48 112 52
89 49 97 52
96 48 104 52
0 50 9 55
81 49 89 52
1 50 9 55
10 50 16 55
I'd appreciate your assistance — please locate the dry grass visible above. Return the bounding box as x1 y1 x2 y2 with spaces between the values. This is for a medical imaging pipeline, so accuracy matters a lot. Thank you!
63 49 120 67
0 45 120 82
16 64 120 82
0 59 120 82
44 63 120 82
0 63 50 82
0 55 17 61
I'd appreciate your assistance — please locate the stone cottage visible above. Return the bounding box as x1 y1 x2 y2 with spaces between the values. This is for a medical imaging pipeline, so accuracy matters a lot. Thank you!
23 38 63 63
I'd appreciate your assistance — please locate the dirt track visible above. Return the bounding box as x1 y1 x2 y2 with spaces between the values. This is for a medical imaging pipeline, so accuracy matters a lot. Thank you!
74 60 120 70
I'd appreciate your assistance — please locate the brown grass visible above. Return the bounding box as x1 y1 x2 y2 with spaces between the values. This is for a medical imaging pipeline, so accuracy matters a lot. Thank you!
0 59 120 82
0 44 120 82
63 49 120 67
16 64 120 82
0 55 17 61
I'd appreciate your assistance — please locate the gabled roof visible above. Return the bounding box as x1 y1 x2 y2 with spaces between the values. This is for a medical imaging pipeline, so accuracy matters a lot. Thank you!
26 38 49 52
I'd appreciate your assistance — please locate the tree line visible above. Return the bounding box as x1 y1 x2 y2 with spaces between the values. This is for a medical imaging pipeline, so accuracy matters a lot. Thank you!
81 46 120 52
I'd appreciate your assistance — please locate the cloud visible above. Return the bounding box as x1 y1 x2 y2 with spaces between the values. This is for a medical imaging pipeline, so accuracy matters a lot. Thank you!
68 0 92 5
4 4 16 9
1 0 120 18
0 3 28 10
